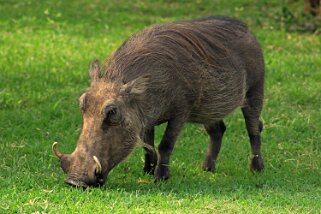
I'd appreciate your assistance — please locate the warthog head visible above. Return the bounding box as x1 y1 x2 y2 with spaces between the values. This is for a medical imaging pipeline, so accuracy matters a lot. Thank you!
52 60 150 187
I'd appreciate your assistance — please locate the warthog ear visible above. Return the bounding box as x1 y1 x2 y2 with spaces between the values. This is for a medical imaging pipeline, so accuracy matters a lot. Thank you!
89 59 100 83
120 75 149 96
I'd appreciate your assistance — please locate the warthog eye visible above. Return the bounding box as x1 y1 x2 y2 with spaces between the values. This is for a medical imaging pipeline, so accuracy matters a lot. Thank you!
102 105 122 127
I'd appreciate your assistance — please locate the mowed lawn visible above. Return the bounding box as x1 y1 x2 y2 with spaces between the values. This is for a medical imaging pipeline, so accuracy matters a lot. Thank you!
0 0 320 213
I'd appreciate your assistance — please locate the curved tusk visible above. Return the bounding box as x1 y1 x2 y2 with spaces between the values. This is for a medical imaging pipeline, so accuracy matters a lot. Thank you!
93 156 102 174
52 142 63 160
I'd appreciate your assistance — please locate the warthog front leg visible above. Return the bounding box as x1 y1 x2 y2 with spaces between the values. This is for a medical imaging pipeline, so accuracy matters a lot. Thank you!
155 116 185 181
202 120 226 172
143 127 157 174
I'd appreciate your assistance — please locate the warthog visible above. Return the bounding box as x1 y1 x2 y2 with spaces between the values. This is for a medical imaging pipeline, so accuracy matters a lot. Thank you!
52 16 265 187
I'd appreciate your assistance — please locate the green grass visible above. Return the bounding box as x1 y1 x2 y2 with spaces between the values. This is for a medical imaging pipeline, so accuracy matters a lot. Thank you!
1 0 320 213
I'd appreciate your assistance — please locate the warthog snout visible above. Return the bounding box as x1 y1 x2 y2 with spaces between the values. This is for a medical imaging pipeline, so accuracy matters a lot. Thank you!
52 142 106 187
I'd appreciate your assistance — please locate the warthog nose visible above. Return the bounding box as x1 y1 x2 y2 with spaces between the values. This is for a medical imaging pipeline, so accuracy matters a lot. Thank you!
64 178 88 188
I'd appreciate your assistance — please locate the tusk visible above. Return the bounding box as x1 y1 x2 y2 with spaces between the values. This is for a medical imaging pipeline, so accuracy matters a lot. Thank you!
93 156 102 174
52 142 63 160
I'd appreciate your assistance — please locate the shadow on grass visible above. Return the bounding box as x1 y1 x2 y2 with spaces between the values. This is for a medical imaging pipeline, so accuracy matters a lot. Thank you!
101 159 321 198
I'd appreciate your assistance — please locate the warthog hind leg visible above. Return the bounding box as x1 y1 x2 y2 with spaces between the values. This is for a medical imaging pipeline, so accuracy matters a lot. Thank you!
242 86 264 172
202 120 226 172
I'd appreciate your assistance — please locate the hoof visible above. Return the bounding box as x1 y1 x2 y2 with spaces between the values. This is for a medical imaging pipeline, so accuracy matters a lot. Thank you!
251 155 264 172
143 165 155 175
202 161 215 172
155 165 170 181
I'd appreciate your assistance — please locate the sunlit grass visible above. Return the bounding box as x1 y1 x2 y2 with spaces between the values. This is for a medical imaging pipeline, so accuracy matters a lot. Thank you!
0 0 320 213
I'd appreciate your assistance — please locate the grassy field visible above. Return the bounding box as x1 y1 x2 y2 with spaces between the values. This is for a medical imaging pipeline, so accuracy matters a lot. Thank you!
1 0 320 213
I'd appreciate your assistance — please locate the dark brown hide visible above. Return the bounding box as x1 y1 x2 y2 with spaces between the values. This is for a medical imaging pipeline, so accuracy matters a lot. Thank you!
305 0 321 17
54 16 265 187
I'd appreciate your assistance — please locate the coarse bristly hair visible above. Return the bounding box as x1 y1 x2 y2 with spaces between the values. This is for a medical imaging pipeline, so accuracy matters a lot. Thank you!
104 16 249 82
100 16 263 127
56 16 265 187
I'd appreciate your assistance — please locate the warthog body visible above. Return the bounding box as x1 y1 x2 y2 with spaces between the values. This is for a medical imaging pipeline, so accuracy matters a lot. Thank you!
53 16 265 187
